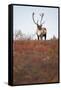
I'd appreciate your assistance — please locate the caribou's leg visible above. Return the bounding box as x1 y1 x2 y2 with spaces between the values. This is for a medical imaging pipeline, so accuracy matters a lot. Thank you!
38 36 39 40
40 35 42 40
37 35 39 40
44 34 46 40
41 36 42 40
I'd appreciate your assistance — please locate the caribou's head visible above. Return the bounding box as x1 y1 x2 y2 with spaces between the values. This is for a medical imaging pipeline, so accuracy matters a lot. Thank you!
32 12 45 30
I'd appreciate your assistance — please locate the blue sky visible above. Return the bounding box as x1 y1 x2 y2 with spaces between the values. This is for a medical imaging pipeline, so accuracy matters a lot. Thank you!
13 5 58 40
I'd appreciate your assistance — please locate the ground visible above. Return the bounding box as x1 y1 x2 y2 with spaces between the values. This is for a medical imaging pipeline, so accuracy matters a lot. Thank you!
13 39 59 85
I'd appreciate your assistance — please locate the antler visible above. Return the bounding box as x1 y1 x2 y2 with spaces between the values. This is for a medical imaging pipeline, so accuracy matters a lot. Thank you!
40 13 44 25
32 12 38 25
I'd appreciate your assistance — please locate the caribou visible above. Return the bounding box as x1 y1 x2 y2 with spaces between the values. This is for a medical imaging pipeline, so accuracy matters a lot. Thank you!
32 12 47 40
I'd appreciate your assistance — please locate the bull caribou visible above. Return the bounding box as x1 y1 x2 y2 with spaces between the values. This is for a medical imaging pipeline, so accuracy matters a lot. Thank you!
32 12 47 40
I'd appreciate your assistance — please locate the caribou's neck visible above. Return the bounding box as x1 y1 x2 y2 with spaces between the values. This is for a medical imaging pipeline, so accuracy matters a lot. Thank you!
37 25 42 30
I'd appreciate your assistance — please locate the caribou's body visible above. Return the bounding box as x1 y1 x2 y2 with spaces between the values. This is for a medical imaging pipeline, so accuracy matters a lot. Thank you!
36 26 47 40
32 12 47 40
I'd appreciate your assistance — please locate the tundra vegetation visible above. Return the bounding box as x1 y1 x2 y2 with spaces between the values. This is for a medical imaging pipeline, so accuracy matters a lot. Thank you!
13 38 58 85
